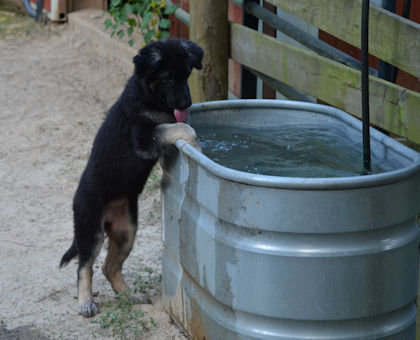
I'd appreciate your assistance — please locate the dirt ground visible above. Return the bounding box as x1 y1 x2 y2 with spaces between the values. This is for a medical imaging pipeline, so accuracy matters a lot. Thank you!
0 5 186 340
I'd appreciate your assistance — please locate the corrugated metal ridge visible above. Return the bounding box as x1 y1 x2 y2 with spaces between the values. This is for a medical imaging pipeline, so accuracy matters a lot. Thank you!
174 190 419 257
170 260 417 338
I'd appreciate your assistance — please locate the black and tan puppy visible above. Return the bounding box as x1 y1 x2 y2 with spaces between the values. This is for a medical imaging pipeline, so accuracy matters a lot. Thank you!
60 39 203 317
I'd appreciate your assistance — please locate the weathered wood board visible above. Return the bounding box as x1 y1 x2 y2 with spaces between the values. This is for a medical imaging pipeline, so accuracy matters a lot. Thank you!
265 0 420 79
231 23 420 144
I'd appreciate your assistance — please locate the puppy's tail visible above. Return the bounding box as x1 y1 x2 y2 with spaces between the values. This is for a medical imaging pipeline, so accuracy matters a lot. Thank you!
59 240 78 268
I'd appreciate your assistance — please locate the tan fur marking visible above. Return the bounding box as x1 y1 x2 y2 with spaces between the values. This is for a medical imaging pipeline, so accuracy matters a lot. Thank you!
102 238 130 293
103 199 128 228
102 198 136 294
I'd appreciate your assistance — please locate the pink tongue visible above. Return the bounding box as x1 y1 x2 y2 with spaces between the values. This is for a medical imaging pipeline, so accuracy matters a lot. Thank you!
174 109 188 122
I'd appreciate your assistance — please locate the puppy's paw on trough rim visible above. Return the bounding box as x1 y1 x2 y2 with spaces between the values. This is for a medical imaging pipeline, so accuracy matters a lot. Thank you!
155 121 202 152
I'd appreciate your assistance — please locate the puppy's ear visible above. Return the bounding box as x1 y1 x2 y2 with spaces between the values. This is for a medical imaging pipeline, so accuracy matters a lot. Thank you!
133 45 162 77
181 40 204 70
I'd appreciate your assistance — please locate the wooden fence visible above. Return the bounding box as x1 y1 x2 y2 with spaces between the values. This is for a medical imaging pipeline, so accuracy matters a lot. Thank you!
170 0 420 145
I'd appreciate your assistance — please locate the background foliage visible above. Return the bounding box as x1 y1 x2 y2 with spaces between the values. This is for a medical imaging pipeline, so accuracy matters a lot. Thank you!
105 0 178 46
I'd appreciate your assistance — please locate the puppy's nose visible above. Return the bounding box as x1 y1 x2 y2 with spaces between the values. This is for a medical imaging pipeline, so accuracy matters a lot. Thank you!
178 98 192 110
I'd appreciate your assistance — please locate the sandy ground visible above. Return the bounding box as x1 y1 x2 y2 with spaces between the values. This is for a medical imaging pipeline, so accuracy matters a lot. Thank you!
0 8 186 340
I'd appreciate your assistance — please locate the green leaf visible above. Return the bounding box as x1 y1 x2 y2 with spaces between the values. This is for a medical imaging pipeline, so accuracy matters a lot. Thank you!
158 18 171 29
122 3 133 17
104 18 113 30
111 0 121 7
127 18 137 27
158 30 170 40
128 39 134 47
141 12 153 29
164 4 178 15
127 26 134 37
109 7 121 21
154 7 162 17
114 12 120 24
144 29 156 44
119 14 127 24
134 3 146 15
117 29 125 39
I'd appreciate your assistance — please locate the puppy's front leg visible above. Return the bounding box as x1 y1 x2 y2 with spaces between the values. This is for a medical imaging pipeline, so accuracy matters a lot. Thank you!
155 123 201 151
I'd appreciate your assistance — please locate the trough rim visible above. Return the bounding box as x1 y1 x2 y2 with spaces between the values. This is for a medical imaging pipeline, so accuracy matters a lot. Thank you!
175 99 420 190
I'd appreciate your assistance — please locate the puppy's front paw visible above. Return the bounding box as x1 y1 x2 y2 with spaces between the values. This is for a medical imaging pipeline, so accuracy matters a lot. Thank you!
178 123 197 140
155 122 201 151
79 300 99 317
177 123 201 151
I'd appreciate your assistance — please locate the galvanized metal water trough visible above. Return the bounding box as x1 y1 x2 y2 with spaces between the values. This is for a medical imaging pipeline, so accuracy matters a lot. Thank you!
161 100 420 339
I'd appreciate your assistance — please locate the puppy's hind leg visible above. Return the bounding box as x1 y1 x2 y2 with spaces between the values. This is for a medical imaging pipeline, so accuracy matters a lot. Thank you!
102 197 151 304
74 210 104 317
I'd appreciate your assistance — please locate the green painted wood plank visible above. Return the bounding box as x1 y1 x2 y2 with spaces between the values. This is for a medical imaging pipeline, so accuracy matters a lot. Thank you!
265 0 420 78
230 23 420 144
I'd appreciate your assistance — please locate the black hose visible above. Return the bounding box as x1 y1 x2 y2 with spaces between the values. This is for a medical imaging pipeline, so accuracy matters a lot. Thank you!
361 0 371 173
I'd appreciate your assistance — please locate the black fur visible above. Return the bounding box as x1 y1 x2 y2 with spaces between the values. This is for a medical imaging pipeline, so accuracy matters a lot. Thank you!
59 39 203 314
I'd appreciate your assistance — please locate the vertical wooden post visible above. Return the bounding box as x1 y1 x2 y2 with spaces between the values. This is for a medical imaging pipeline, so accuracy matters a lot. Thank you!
189 0 229 102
